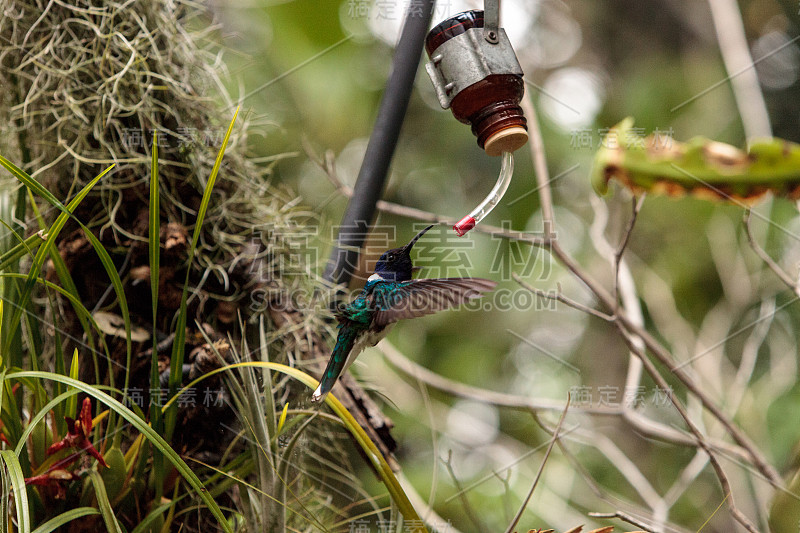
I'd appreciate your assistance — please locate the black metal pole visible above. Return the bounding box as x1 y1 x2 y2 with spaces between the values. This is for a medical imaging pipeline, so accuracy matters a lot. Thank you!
323 0 436 286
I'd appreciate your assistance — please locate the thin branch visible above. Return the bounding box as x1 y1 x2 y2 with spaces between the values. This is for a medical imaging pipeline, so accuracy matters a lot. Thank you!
586 198 662 518
521 86 555 236
443 449 490 533
727 298 775 415
541 157 765 528
512 273 614 321
744 209 800 298
706 0 772 139
613 195 646 307
663 451 711 509
515 127 781 486
547 237 782 487
615 324 759 532
443 424 581 505
557 439 693 533
504 398 570 533
589 511 659 533
383 337 758 462
566 195 776 489
608 198 670 523
378 340 614 414
527 174 761 526
533 410 685 531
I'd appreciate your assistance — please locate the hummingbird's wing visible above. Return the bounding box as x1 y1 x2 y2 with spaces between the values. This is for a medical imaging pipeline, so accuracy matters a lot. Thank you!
371 278 496 327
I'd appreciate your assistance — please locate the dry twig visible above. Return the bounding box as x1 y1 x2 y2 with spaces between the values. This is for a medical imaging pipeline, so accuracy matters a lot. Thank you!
743 209 800 298
504 398 570 533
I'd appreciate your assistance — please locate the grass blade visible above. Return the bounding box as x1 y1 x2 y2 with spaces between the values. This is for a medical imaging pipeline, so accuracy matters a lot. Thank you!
149 129 161 403
13 389 82 458
149 130 160 339
89 470 123 533
31 508 101 533
129 500 176 533
77 223 132 443
67 349 80 420
0 231 45 273
44 242 99 375
0 449 30 533
165 108 238 438
0 460 7 533
148 131 165 503
259 316 277 441
0 155 66 214
0 372 23 446
0 271 113 392
3 164 114 354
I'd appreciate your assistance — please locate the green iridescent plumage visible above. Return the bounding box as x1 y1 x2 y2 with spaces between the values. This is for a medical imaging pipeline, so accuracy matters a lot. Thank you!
311 226 496 402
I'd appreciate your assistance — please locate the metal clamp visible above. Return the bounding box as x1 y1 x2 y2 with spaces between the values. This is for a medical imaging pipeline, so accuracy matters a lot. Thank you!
483 0 499 44
425 27 523 109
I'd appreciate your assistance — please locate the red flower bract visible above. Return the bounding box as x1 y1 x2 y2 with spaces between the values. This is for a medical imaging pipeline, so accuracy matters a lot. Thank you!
46 397 109 468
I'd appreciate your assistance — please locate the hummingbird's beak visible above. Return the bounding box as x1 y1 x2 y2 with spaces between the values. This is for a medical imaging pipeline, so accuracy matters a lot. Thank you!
403 224 435 253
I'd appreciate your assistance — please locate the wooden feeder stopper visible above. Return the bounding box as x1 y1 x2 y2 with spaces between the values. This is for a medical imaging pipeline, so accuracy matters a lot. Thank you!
483 126 528 156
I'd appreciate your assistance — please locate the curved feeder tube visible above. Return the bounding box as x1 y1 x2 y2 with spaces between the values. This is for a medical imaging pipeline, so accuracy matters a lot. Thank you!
424 8 528 236
454 151 514 236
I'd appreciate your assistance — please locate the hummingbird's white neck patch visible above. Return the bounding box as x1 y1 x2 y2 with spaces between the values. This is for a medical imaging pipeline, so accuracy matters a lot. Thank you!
367 273 384 282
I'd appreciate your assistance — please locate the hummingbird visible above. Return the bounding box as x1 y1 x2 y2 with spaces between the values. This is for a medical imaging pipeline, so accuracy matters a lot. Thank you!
312 224 496 402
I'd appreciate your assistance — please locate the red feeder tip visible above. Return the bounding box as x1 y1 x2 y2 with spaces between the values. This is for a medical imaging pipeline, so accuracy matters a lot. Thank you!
453 216 476 236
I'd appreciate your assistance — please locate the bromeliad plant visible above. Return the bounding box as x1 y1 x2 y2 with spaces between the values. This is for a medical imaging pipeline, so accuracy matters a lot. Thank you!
0 122 428 531
0 143 238 531
27 396 111 501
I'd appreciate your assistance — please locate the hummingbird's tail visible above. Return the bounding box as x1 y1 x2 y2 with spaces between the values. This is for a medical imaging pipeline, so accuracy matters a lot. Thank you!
311 326 360 403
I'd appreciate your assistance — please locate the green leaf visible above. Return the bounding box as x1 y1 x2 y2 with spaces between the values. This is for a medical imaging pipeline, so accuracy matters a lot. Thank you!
0 155 67 214
259 316 277 440
0 271 111 398
67 349 80 419
165 108 238 439
77 224 131 442
28 414 49 468
13 389 82 458
101 447 127 502
149 129 161 397
149 131 161 333
31 508 101 533
160 483 181 533
90 470 124 533
45 245 99 378
3 164 114 354
0 371 23 447
0 462 7 533
0 231 45 273
148 131 164 503
0 449 30 533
